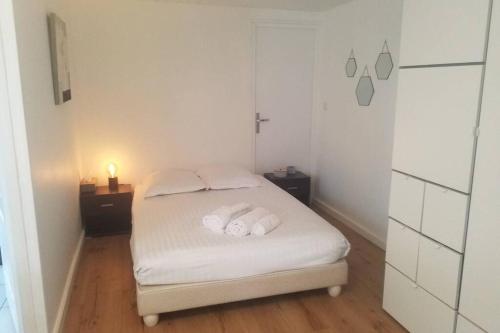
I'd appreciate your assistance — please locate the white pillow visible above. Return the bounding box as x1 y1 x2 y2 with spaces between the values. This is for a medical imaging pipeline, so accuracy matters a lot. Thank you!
196 165 261 190
143 169 206 198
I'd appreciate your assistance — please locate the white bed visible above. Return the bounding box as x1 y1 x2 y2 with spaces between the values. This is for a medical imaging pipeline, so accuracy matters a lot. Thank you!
131 176 349 285
130 176 350 326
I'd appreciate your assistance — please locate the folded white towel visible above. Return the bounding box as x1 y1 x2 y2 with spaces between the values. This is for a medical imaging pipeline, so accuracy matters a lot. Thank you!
225 207 270 237
251 214 281 236
202 202 251 233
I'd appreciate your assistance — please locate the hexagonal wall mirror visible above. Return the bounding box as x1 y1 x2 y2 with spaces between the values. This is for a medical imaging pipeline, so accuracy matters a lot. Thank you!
375 41 393 80
356 66 374 106
345 49 357 78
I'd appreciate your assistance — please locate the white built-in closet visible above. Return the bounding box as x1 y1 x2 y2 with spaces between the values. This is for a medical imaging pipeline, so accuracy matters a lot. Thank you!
458 1 500 331
383 0 499 332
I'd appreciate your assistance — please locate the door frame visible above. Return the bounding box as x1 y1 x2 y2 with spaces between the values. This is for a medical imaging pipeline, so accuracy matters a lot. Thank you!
0 0 49 332
250 18 322 174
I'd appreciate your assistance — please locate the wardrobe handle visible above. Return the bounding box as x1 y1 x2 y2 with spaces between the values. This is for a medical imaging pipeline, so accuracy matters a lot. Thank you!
100 203 114 208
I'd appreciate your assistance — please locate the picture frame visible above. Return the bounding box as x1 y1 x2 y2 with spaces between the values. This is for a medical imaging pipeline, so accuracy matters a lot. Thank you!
48 13 71 105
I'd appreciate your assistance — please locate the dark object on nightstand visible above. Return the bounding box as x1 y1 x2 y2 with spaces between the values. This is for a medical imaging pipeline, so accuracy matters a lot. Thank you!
79 177 97 193
264 171 311 205
80 184 133 237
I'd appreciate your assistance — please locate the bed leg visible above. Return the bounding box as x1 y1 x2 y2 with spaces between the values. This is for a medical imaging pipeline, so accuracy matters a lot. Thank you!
143 314 159 327
328 286 342 297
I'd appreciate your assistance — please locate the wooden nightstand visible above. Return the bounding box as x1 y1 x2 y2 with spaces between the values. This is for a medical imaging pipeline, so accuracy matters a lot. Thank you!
80 184 133 237
264 171 311 205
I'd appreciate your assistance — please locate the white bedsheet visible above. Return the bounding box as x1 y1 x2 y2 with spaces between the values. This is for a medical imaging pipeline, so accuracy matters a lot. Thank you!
131 177 350 285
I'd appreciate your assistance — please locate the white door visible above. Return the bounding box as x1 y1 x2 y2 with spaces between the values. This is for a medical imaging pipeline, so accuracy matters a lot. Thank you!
254 25 315 174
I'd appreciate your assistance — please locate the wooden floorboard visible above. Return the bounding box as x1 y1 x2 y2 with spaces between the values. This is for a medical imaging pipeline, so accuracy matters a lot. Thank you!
63 211 406 333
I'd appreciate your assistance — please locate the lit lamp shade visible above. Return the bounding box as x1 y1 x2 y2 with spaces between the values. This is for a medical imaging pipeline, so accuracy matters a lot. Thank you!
107 163 119 191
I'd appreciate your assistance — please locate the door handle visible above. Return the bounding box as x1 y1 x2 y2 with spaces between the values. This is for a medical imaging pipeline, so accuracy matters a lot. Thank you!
256 113 271 134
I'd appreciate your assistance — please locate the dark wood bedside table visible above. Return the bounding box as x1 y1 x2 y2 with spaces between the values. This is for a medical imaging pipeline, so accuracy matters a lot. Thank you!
80 184 133 237
264 171 311 205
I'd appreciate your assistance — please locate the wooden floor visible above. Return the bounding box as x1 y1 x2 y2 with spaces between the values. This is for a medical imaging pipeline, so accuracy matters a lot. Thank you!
63 210 406 333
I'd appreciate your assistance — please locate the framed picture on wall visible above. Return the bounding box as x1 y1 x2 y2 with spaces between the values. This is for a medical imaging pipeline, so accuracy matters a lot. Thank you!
48 13 71 105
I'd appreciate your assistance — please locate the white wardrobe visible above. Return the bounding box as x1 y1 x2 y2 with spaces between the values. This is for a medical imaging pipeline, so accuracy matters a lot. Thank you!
459 1 500 331
384 0 499 332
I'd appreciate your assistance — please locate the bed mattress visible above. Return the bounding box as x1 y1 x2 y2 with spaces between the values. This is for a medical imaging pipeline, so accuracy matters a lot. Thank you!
131 177 350 285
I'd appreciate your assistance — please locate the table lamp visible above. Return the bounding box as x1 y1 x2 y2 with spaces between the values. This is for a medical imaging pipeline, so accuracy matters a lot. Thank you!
107 163 119 191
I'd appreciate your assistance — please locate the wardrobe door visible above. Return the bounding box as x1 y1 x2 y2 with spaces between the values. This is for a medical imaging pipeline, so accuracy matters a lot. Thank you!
459 2 500 331
388 171 424 230
456 316 485 333
417 237 462 308
386 219 420 280
421 183 469 252
392 66 483 193
383 264 419 332
383 264 456 333
399 0 490 66
412 286 456 333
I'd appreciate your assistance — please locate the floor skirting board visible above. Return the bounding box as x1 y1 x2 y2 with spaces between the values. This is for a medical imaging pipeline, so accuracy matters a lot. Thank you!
52 230 84 333
312 199 386 250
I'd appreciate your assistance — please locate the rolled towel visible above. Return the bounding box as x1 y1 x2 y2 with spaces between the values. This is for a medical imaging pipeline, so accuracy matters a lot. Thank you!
225 207 270 237
203 202 251 233
251 214 281 236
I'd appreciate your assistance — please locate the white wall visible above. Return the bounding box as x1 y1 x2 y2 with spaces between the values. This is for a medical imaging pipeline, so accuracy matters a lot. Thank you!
69 0 402 246
314 0 402 247
10 0 82 330
69 0 320 185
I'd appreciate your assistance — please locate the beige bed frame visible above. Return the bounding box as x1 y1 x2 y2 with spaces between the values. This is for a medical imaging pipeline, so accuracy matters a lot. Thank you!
136 259 348 327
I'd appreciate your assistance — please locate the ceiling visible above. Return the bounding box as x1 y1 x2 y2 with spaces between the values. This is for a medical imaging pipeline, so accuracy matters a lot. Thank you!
155 0 352 12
